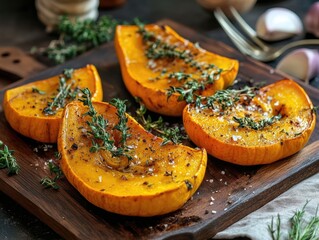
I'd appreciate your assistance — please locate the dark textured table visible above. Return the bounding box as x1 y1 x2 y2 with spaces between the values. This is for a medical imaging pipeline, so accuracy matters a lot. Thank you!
0 0 317 239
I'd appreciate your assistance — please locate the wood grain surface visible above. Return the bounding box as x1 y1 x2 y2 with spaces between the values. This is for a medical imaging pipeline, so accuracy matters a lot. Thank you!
0 19 319 240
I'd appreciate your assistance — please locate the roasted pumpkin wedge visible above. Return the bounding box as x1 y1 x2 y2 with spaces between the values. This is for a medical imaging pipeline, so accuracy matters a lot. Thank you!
58 100 207 216
3 65 103 143
115 23 239 116
183 79 316 165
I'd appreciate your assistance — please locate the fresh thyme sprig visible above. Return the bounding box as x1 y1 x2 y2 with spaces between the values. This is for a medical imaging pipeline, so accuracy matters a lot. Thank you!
80 88 132 159
268 201 319 240
0 140 20 175
312 106 319 115
110 98 131 145
135 20 223 103
135 98 188 145
233 114 282 130
43 68 79 115
31 16 119 64
40 161 63 190
194 86 258 110
167 74 221 103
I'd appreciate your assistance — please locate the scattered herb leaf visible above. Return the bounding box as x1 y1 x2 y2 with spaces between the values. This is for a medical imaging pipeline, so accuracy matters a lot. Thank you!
135 97 188 145
32 87 46 95
184 180 193 191
40 161 63 190
0 140 20 175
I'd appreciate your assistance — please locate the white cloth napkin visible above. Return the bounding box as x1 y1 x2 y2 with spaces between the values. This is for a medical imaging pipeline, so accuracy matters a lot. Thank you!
213 172 319 240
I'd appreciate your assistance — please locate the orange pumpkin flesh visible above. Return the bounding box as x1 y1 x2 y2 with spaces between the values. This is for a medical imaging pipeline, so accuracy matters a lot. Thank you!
115 24 239 116
183 79 316 165
58 101 207 216
3 64 103 143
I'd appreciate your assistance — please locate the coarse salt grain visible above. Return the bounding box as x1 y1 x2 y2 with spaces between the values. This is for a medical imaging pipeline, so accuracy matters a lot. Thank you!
232 135 242 141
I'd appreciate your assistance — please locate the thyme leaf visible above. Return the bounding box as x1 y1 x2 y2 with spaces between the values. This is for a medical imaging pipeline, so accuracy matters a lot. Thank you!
135 98 188 145
40 176 60 190
233 114 282 130
43 68 79 115
0 140 19 175
80 89 132 160
40 161 63 190
32 87 46 95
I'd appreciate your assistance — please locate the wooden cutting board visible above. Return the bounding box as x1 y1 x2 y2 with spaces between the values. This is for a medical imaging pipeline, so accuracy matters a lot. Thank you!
1 19 319 240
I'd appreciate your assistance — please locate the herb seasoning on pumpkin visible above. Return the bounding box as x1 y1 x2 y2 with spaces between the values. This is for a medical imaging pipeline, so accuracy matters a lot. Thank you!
80 88 132 160
58 99 207 216
183 79 316 165
3 64 103 143
135 97 188 145
136 21 223 103
43 68 80 116
115 23 239 116
32 87 46 95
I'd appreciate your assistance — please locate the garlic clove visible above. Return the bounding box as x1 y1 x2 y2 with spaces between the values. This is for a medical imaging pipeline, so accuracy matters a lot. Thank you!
304 2 319 37
276 48 319 83
256 8 303 41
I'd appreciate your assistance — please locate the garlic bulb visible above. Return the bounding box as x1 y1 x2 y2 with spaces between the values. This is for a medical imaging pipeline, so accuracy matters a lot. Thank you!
197 0 256 15
276 49 319 83
304 2 319 37
256 8 303 41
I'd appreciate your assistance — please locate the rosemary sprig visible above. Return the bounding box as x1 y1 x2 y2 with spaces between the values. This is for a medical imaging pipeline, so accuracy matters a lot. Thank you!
31 16 119 64
40 161 63 190
233 114 282 131
0 140 20 175
135 98 188 145
269 214 282 240
268 201 319 240
80 88 132 159
43 68 79 115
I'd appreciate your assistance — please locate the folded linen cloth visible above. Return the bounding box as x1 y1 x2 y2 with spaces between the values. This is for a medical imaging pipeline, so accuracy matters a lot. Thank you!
213 172 319 240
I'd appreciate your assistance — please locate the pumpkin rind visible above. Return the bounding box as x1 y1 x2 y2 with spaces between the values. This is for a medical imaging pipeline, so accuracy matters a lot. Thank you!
183 79 316 165
115 24 239 116
58 101 207 216
3 64 103 143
